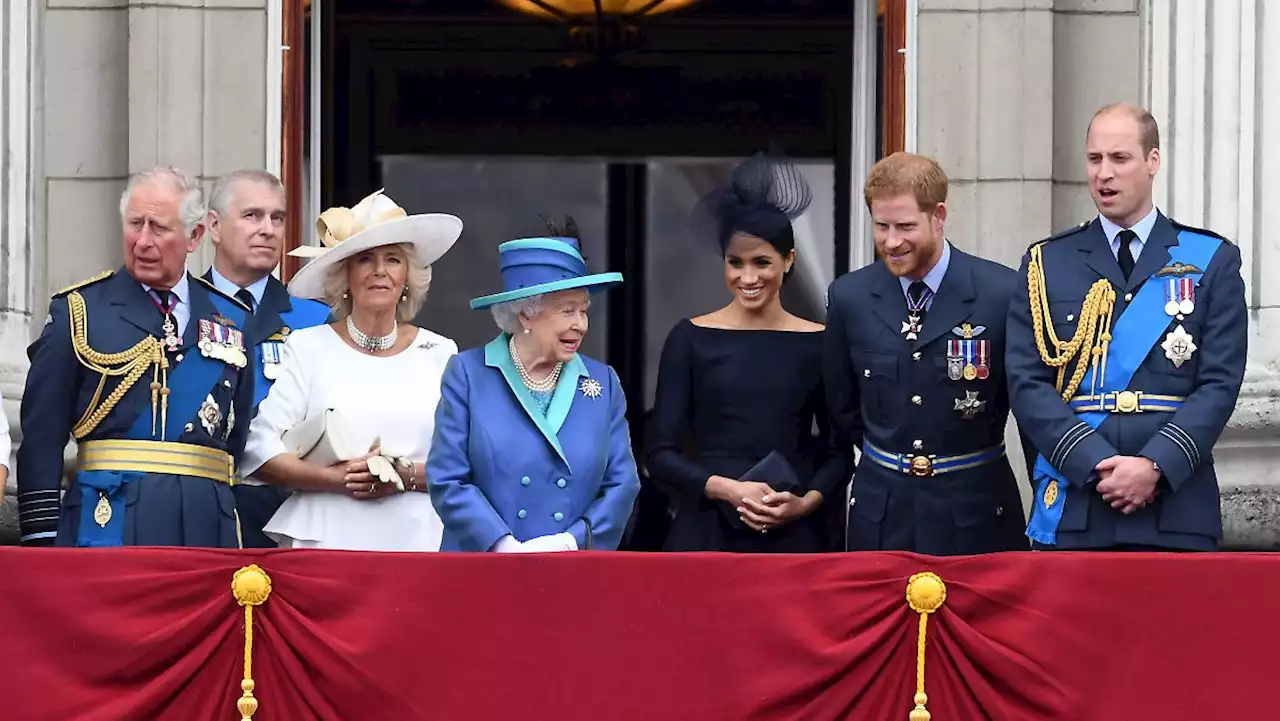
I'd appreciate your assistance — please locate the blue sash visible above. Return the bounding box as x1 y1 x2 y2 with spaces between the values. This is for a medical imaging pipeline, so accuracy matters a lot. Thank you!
1026 230 1222 544
75 317 240 547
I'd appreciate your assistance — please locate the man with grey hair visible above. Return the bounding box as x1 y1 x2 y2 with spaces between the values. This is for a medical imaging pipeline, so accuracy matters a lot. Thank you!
17 166 256 547
201 169 330 547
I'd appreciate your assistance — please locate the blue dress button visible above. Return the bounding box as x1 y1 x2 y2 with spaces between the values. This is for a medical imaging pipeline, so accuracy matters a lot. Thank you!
556 478 567 488
517 509 527 519
521 476 531 486
553 512 564 522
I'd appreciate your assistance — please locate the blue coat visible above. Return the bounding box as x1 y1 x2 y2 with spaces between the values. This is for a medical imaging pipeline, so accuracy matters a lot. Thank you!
200 270 330 548
17 268 254 547
1007 214 1247 550
825 246 1027 555
426 334 641 551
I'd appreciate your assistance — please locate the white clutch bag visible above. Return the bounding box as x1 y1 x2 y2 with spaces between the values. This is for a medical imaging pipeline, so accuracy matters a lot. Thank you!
281 409 370 467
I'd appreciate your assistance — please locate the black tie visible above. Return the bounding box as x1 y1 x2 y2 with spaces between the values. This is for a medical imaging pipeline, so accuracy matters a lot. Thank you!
1117 229 1137 281
235 289 255 314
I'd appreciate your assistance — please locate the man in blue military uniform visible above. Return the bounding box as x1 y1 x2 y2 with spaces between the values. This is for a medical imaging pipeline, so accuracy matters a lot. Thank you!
17 167 255 547
1008 103 1248 551
825 152 1026 555
202 169 330 547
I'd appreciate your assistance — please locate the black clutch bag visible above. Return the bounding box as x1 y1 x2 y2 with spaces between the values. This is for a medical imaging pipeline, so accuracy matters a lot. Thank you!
716 451 802 529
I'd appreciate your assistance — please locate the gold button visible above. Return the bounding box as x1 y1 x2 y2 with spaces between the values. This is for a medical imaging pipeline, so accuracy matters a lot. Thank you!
1124 292 1133 302
912 395 922 405
913 439 923 450
1066 314 1075 322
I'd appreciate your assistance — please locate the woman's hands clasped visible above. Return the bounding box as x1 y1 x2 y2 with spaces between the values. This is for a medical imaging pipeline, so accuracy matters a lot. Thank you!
705 475 822 533
330 439 395 500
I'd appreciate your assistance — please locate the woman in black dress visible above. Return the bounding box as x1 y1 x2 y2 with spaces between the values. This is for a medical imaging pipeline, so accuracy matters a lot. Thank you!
644 154 850 552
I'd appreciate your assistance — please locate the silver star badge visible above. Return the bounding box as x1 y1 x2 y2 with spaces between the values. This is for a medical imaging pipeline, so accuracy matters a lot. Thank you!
1161 324 1197 368
579 378 603 400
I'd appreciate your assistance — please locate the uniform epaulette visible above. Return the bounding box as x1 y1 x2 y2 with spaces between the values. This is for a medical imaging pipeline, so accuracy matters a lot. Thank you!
53 269 114 297
1168 218 1233 243
192 275 251 312
1027 220 1090 251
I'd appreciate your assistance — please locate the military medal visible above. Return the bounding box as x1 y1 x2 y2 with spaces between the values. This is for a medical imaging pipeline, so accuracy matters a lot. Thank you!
962 339 978 380
901 287 933 341
262 342 281 380
976 340 990 379
1165 277 1196 316
93 493 112 527
953 390 986 419
946 340 964 381
1161 324 1197 368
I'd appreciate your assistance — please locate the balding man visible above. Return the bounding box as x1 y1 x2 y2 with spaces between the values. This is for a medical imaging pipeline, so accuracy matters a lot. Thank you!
1008 102 1248 551
17 167 255 547
202 169 329 547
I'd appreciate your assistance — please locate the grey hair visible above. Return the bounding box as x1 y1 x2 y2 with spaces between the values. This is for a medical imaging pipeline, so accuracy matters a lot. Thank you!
489 295 547 335
208 169 284 216
322 243 433 323
119 166 205 238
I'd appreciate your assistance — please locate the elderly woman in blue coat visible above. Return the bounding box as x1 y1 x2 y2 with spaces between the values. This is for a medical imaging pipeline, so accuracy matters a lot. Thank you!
427 225 641 552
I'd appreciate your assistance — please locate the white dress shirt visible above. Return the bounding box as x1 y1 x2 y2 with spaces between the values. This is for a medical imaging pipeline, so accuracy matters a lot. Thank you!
1099 206 1159 263
140 272 192 337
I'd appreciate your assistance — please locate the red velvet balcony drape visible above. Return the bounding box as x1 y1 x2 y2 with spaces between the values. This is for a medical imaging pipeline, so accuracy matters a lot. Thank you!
0 548 1270 720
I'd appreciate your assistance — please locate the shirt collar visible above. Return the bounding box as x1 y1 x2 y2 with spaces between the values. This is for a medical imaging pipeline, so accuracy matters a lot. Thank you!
899 239 952 297
141 272 190 305
1099 205 1159 248
209 266 269 308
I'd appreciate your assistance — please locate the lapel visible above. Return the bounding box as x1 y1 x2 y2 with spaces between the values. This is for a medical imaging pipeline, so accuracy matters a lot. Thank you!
1081 218 1128 291
1125 213 1178 292
110 266 164 337
914 248 977 349
484 334 589 469
866 262 910 338
249 277 292 346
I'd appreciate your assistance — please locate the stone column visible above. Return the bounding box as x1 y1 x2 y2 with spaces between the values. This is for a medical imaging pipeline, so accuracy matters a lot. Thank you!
0 0 35 541
1143 0 1280 549
127 0 270 274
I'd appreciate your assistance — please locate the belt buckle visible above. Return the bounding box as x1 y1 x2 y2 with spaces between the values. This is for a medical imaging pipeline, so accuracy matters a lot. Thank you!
907 455 934 477
1114 390 1142 413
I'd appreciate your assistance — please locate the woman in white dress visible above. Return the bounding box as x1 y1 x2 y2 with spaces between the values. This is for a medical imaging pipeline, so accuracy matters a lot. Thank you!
240 189 462 550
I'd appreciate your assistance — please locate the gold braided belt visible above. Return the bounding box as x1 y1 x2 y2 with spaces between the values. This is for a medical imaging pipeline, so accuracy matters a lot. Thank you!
1026 244 1118 399
77 440 235 485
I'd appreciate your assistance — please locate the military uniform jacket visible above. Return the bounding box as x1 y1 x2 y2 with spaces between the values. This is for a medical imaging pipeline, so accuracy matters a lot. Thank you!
426 335 642 552
17 269 254 546
1007 214 1247 550
824 246 1026 555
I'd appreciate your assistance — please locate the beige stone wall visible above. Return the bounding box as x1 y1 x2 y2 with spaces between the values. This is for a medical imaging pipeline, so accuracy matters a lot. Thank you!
39 0 270 327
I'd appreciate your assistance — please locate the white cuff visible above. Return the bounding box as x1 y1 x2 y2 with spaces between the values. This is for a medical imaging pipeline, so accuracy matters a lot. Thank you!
491 535 522 553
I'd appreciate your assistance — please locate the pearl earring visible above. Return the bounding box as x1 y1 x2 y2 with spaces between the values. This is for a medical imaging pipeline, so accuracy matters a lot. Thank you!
400 286 408 303
523 328 530 334
342 291 349 300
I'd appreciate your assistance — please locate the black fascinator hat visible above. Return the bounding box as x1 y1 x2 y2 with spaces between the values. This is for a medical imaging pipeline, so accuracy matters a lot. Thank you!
691 150 813 256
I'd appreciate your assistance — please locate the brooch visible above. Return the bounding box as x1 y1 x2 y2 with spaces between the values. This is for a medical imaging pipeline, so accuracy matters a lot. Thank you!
1161 325 1197 368
579 378 603 400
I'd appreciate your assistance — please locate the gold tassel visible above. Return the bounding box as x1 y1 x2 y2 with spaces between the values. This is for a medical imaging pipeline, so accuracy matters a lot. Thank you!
905 572 948 721
232 565 273 720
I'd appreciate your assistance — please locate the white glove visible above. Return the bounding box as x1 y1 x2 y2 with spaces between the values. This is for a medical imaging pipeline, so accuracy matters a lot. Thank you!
490 535 524 553
513 532 578 553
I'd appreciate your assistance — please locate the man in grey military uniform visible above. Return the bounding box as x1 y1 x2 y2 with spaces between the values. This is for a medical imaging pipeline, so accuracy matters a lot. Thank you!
1008 102 1248 551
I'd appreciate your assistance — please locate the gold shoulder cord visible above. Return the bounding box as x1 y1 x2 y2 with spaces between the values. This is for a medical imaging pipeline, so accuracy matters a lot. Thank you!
1026 245 1117 401
67 291 170 439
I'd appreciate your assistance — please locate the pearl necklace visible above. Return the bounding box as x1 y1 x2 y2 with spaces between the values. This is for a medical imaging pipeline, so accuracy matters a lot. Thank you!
510 335 562 392
347 315 398 353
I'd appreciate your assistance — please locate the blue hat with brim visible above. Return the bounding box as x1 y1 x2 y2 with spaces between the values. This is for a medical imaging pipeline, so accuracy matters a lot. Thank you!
469 237 624 310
